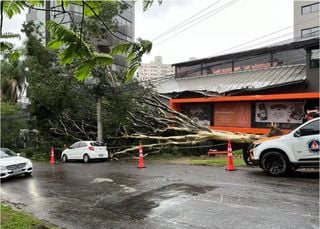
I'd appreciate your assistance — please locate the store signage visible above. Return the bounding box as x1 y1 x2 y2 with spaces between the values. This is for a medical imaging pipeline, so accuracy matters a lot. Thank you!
214 102 251 127
181 104 211 127
255 101 305 123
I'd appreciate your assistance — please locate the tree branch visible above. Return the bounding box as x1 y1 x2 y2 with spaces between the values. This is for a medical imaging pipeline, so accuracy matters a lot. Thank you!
82 1 128 43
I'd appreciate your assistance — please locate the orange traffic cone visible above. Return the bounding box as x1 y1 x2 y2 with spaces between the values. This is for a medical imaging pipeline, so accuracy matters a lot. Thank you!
225 139 236 171
50 147 55 164
137 142 146 169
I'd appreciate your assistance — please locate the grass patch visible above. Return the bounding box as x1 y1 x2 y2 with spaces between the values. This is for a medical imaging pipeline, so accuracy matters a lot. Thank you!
190 157 246 167
1 103 21 115
190 149 245 166
145 149 246 167
0 204 59 229
146 153 181 160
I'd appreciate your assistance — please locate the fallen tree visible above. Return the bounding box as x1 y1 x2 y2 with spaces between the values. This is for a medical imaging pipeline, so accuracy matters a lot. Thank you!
49 85 265 157
111 92 264 157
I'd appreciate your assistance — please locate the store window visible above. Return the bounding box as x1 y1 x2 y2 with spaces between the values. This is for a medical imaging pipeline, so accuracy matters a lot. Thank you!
202 61 233 75
273 49 306 66
176 64 202 78
234 54 271 71
310 49 320 68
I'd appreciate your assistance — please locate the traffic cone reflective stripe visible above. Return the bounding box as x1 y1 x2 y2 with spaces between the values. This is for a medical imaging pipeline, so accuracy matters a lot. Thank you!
226 139 236 171
50 147 55 164
138 143 146 169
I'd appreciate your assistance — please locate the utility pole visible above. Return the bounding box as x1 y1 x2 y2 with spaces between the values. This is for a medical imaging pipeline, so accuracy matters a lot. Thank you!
84 77 103 142
96 96 103 142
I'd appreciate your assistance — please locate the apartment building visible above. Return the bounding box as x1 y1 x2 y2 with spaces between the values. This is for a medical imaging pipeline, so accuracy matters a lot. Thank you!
26 1 135 72
294 1 320 40
138 56 174 81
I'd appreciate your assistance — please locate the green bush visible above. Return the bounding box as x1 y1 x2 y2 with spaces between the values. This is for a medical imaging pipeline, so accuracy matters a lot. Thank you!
25 149 34 158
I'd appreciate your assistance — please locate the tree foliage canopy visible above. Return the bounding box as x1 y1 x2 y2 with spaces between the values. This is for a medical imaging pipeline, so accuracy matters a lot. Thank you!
1 0 161 81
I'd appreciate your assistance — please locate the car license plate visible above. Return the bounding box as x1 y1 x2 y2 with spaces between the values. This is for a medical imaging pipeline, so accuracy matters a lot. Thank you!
12 169 22 174
99 154 103 157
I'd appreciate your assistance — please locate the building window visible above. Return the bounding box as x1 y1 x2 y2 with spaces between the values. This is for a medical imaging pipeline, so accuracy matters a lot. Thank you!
301 26 320 38
273 49 306 66
310 49 319 68
301 2 320 15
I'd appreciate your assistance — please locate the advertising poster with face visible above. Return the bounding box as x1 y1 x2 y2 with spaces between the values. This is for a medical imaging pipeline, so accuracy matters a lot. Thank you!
181 104 211 127
255 102 305 123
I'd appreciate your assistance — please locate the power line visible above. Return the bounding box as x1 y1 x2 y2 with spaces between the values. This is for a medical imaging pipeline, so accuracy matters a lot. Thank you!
151 0 221 41
215 16 320 55
230 32 293 53
154 0 238 47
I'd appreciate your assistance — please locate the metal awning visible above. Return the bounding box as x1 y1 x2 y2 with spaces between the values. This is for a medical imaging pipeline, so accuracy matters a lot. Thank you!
153 64 306 95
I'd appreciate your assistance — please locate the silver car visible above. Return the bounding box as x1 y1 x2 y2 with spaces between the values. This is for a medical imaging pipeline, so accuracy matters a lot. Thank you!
0 148 33 179
61 141 109 163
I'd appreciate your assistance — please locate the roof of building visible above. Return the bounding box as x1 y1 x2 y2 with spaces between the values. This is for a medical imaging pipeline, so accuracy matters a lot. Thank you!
153 64 306 95
172 38 319 67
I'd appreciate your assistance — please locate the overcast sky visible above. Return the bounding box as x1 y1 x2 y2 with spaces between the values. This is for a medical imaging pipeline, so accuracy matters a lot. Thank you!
3 0 294 65
135 0 294 64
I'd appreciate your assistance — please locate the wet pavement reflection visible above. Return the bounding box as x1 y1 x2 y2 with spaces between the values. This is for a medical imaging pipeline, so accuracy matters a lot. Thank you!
1 162 319 229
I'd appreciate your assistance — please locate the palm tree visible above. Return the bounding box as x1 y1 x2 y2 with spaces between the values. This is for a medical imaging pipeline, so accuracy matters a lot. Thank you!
0 58 26 104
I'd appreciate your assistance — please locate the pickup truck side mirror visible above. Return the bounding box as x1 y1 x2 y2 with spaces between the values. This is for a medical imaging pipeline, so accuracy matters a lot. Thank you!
294 130 301 137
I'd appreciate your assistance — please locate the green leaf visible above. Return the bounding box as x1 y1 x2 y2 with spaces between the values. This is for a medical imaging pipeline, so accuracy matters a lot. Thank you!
59 45 76 64
26 0 44 7
75 61 92 81
9 51 21 61
92 52 113 65
84 1 102 16
3 1 25 18
47 20 93 65
47 40 64 49
125 66 138 82
0 42 13 52
47 20 92 56
111 39 152 82
142 0 162 11
111 43 132 56
56 0 71 8
47 20 77 43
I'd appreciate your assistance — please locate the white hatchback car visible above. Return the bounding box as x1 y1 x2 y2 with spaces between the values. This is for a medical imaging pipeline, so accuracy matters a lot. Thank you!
61 141 109 163
0 148 33 179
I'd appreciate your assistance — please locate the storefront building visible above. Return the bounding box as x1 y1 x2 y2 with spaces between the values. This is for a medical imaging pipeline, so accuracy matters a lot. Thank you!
155 38 319 134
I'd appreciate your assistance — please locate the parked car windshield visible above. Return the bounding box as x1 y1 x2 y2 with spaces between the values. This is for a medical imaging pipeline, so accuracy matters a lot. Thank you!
0 148 17 158
90 142 105 146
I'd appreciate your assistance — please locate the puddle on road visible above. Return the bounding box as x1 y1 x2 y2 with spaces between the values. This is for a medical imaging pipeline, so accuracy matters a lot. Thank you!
102 183 215 219
90 178 114 184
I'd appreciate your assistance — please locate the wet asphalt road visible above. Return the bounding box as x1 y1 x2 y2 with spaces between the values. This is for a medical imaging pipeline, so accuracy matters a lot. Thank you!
1 161 319 229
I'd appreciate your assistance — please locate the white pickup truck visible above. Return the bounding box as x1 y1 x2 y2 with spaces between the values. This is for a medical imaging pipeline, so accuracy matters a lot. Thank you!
247 117 319 176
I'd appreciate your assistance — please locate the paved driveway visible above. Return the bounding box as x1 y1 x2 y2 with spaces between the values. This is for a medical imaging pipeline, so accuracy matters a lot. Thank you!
1 161 319 229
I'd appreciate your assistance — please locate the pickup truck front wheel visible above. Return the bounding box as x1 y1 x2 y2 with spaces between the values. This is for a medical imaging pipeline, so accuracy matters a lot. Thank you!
261 151 290 176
